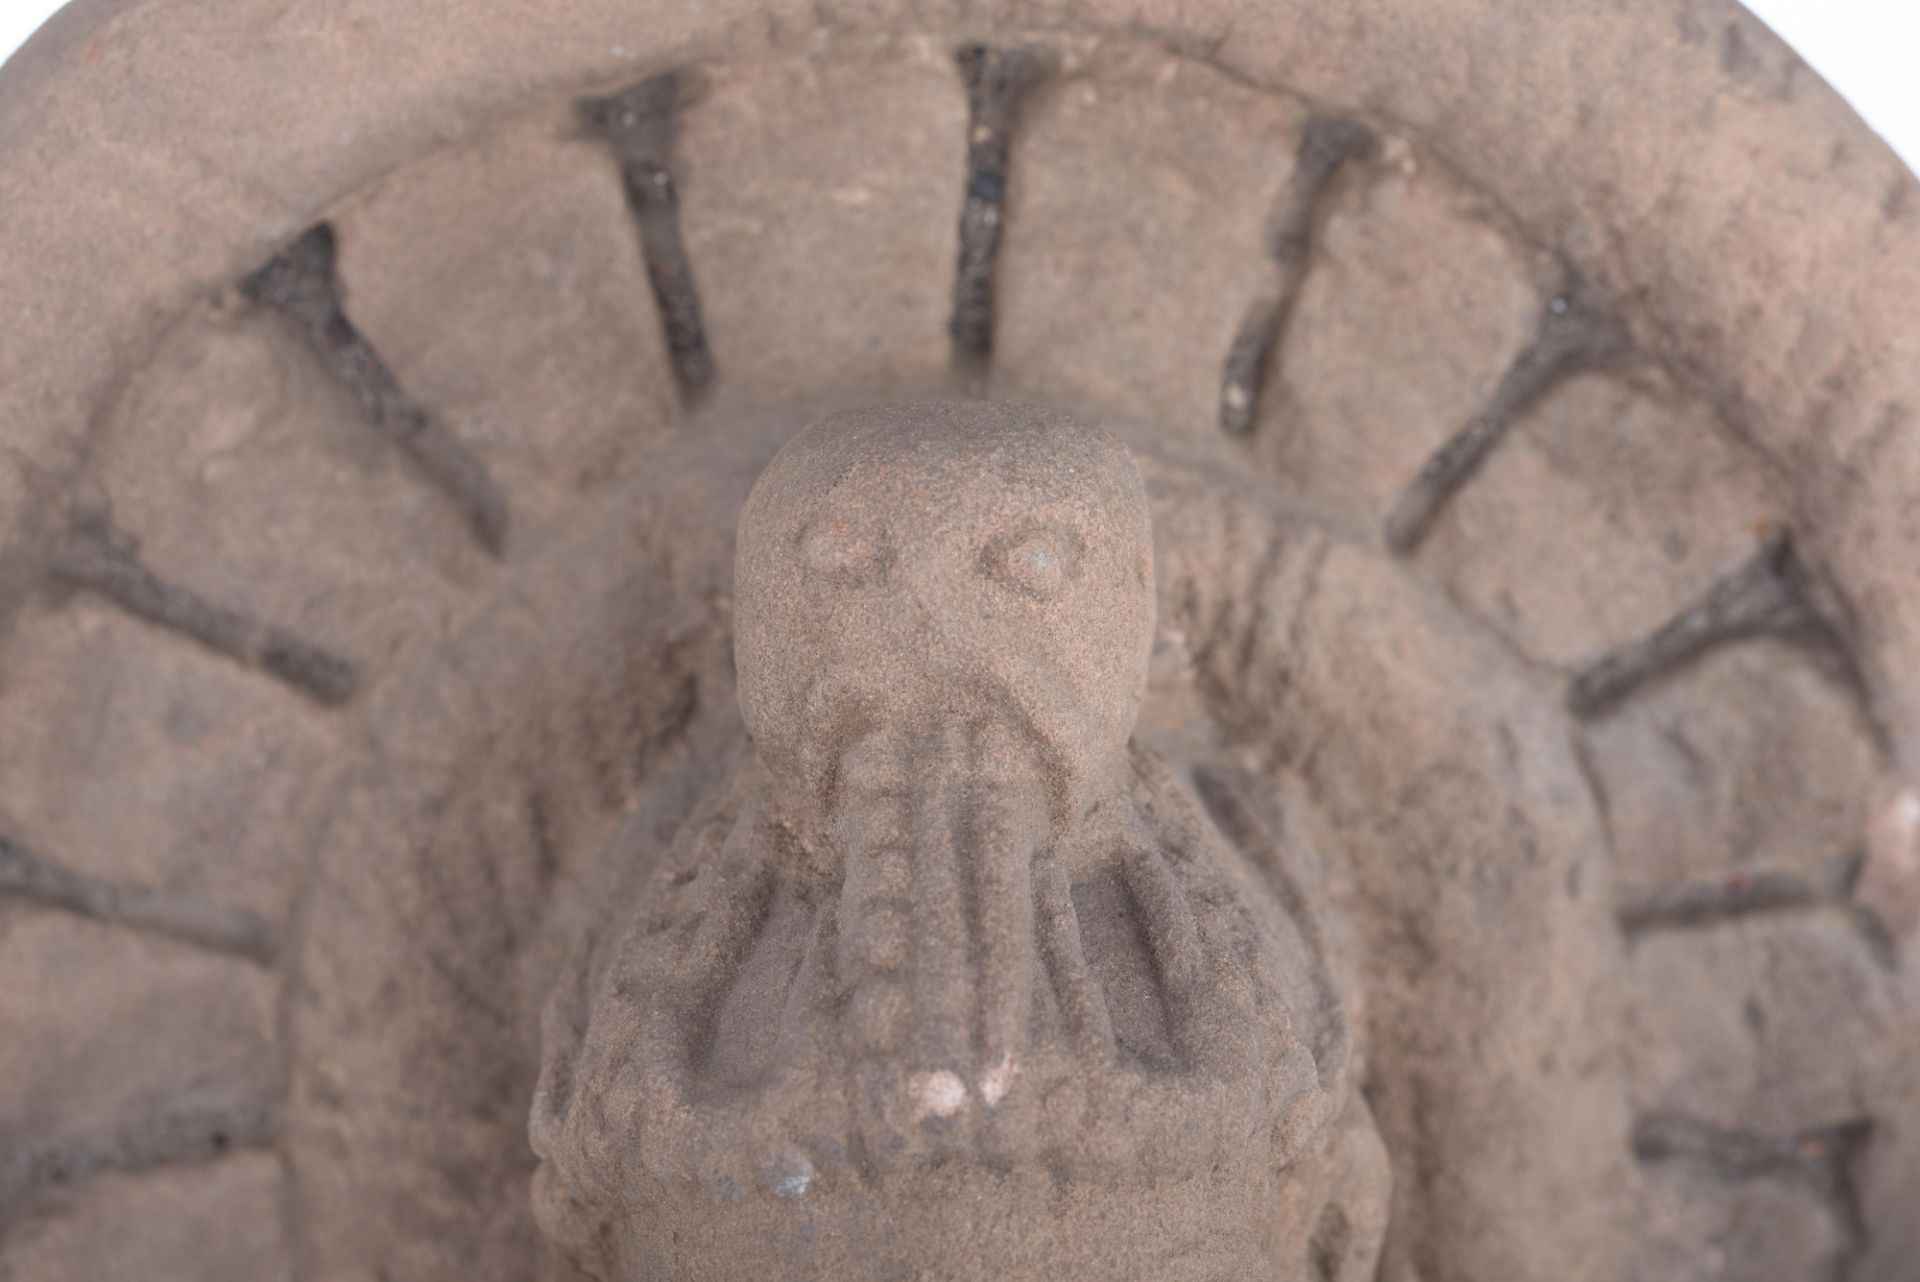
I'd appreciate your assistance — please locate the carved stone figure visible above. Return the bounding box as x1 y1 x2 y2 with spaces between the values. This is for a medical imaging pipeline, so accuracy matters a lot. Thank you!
5 4 1920 1281
530 403 1386 1279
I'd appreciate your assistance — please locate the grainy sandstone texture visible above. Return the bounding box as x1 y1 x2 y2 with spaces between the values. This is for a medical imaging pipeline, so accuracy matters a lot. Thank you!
0 2 1916 1280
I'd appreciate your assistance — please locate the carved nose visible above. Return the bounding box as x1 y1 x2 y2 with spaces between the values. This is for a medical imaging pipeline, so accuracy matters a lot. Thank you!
873 566 974 675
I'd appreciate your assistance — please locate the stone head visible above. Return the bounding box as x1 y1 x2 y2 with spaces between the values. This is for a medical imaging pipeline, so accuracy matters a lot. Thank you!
734 402 1156 820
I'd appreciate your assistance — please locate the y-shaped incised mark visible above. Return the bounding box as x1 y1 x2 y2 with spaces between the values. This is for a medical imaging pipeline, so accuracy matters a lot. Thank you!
580 71 716 396
949 45 1049 371
242 223 511 556
51 518 357 706
1567 530 1870 721
1219 115 1373 436
1385 275 1629 553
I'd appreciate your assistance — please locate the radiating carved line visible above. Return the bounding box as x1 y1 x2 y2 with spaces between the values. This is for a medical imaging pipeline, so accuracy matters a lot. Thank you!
1567 530 1849 718
51 522 357 707
579 72 715 396
0 1090 280 1218
0 830 280 964
1616 853 1856 937
1218 116 1373 436
1384 277 1629 552
1632 1111 1871 1246
1618 850 1899 971
949 44 1048 369
241 223 510 556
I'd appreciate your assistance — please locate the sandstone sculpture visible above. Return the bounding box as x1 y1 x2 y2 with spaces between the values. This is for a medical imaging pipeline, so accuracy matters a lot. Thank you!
3 2 1918 1280
530 403 1386 1278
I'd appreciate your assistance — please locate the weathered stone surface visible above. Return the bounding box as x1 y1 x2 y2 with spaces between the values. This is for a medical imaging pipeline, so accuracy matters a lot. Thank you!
676 43 964 405
335 106 682 534
1258 150 1543 532
0 916 276 1144
0 598 336 920
1426 373 1785 668
532 405 1383 1280
0 1152 287 1282
1 4 1916 1281
1580 647 1885 887
87 301 477 668
993 43 1306 432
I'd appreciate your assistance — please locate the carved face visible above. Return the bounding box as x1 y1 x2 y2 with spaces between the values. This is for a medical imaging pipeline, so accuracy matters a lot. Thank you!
535 407 1346 1281
735 402 1156 817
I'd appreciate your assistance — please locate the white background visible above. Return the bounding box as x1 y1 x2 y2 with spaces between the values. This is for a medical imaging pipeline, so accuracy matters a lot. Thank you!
1742 0 1920 171
0 0 1916 172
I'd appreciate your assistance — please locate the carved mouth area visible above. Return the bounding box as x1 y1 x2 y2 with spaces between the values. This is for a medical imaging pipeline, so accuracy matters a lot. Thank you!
827 717 1050 1084
795 658 1100 824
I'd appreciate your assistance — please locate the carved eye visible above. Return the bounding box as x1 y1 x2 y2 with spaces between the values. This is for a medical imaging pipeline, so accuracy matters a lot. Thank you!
797 518 891 587
981 526 1081 600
